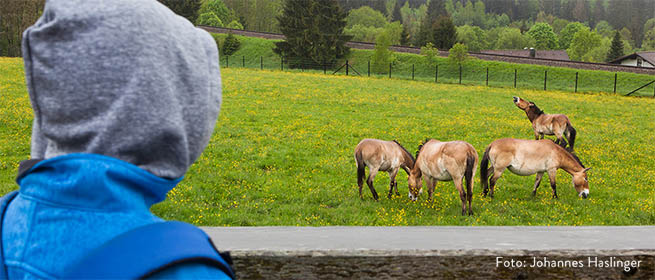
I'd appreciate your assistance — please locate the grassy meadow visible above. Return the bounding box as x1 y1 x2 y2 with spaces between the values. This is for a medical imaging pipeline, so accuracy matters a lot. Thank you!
214 33 655 97
1 57 654 226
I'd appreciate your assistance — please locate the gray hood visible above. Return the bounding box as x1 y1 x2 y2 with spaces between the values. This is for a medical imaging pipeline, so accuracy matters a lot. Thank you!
22 0 221 178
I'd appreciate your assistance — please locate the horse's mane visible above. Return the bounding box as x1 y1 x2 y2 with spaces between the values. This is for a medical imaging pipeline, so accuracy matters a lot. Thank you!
528 102 545 116
415 138 432 160
564 148 585 168
392 140 415 163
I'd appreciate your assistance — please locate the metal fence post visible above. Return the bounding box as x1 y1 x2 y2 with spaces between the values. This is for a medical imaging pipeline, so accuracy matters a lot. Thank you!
459 65 462 84
368 60 370 77
544 70 547 90
281 57 283 71
435 64 438 83
346 60 349 76
575 72 578 93
514 69 517 88
260 56 263 70
389 63 391 79
412 64 415 80
226 56 229 68
324 62 327 74
486 67 489 86
614 73 617 93
242 56 245 67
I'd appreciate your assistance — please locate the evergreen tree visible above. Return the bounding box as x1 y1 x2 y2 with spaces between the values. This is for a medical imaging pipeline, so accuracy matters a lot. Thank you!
400 25 411 46
432 16 457 50
158 0 201 23
415 0 447 47
274 0 351 68
392 0 403 23
606 31 625 62
222 33 241 56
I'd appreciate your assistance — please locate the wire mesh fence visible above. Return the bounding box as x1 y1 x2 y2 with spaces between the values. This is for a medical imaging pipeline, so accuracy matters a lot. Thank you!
221 55 655 97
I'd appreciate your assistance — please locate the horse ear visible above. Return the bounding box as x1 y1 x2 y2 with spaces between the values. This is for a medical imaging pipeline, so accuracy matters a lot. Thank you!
583 167 592 172
529 102 535 106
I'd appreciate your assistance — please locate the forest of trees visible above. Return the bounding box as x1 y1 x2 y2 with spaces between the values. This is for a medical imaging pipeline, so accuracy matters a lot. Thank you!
2 0 655 63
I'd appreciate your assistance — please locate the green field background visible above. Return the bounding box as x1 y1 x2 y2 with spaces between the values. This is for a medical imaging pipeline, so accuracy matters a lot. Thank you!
1 57 654 226
215 34 655 97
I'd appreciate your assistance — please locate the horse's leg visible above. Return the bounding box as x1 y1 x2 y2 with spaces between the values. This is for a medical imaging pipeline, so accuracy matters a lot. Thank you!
367 167 380 201
554 129 567 148
489 167 506 199
483 167 493 197
388 168 399 199
532 172 544 196
534 130 540 140
453 176 467 216
547 169 558 199
426 178 436 202
466 173 474 216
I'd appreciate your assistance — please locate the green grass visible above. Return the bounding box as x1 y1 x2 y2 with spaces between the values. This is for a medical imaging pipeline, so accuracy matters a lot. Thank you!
2 57 654 226
213 33 655 97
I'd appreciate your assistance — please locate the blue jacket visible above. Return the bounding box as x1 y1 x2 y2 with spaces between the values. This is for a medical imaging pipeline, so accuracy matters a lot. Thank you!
2 153 230 279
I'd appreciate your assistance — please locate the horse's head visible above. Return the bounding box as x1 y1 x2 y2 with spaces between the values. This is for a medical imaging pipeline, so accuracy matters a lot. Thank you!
513 96 532 110
573 167 591 199
407 169 423 201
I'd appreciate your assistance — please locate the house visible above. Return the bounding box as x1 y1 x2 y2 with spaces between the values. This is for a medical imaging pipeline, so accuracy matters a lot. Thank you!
609 52 655 68
479 49 570 61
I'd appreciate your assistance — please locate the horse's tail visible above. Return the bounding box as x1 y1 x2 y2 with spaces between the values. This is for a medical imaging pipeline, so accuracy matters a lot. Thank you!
355 149 365 186
480 146 491 192
565 122 576 151
464 152 475 195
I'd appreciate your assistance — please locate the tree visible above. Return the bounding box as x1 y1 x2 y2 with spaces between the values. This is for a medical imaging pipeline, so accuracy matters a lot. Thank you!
223 0 283 33
415 0 447 47
495 27 534 49
594 20 615 38
432 16 457 50
607 31 625 62
0 0 45 57
196 12 224 27
448 43 468 64
158 0 202 23
456 25 487 52
527 22 558 49
420 42 439 64
226 20 244 30
222 33 241 55
274 0 351 68
392 0 403 23
567 28 602 61
371 31 395 73
346 6 387 28
558 22 586 50
198 0 235 26
400 24 411 46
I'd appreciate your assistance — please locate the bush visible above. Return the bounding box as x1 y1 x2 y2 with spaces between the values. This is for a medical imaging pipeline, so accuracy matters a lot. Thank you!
196 12 223 27
226 20 244 30
448 43 468 64
222 33 241 56
420 42 439 65
371 31 395 73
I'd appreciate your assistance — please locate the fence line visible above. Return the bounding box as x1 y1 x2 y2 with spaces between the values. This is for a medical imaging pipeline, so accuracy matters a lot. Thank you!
221 55 655 97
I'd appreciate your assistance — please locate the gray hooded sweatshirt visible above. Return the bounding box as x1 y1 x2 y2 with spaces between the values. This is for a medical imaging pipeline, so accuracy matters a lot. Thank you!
23 0 221 179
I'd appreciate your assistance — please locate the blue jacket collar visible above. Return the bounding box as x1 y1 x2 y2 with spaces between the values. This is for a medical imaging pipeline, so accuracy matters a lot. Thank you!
16 153 182 211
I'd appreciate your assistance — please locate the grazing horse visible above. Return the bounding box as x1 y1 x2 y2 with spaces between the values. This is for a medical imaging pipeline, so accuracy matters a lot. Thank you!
480 138 591 199
408 139 478 216
513 96 577 151
354 139 415 200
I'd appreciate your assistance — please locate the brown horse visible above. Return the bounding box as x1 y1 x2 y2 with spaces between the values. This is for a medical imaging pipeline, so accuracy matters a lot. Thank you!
354 139 415 200
408 139 478 216
513 96 577 151
480 138 591 199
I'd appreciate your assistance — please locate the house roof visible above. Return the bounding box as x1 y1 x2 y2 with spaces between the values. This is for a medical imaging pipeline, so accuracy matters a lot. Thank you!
479 49 570 60
609 52 655 66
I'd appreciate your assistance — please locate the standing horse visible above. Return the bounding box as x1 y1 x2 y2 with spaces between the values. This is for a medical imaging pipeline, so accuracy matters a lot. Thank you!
513 96 577 151
407 139 478 216
480 138 591 199
354 139 415 200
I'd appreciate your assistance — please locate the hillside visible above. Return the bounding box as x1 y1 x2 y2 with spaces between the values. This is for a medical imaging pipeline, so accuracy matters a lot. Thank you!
212 34 655 97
